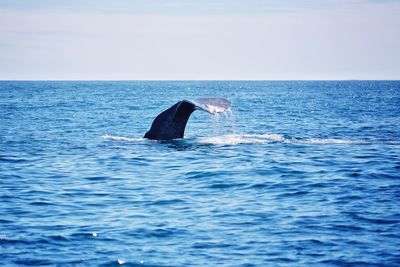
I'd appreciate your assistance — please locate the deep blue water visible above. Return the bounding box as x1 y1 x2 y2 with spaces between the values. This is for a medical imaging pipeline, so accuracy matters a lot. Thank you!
1 81 400 266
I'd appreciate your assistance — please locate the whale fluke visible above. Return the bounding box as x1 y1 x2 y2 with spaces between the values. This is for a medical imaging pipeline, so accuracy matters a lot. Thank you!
144 98 231 140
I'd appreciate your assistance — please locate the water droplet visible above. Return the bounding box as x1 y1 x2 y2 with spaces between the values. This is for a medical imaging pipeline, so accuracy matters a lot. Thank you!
118 259 125 265
92 232 97 237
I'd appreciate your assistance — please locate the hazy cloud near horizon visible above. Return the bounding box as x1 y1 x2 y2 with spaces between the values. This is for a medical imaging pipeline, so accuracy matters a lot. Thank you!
1 0 400 14
0 0 399 80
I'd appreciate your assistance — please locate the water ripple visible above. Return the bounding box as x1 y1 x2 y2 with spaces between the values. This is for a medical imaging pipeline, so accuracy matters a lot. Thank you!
1 81 399 266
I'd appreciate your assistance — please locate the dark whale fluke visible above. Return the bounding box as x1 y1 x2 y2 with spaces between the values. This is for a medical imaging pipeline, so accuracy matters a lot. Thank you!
144 98 231 140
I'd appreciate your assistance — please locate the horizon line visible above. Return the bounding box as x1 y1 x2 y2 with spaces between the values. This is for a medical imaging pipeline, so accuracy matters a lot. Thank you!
1 79 399 82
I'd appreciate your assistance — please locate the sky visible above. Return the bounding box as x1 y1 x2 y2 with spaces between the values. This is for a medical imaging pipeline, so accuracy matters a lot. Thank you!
0 0 399 80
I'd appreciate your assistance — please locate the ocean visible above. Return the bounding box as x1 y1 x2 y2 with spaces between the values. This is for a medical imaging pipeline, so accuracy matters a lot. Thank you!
1 81 399 266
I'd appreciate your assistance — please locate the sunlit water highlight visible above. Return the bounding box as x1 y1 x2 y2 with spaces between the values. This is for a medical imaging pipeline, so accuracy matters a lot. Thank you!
1 81 399 266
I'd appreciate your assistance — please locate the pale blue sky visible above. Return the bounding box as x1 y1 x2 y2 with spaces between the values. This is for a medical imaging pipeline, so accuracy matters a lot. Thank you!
0 0 399 80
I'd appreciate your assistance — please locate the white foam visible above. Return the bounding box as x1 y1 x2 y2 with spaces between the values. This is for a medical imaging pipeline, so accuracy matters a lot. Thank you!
198 133 286 145
197 133 369 146
102 135 144 142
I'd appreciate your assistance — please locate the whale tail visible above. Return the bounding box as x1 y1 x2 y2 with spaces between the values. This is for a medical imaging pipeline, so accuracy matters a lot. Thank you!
144 98 231 140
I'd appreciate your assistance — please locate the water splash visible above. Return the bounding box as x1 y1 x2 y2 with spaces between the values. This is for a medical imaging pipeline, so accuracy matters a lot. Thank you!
211 112 221 136
208 107 236 137
204 103 227 114
224 108 237 134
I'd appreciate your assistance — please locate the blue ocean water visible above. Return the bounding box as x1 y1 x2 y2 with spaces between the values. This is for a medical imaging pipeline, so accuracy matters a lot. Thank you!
0 81 399 266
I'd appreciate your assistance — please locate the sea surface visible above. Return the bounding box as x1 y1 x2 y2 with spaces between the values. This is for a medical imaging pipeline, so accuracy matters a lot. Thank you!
1 81 399 266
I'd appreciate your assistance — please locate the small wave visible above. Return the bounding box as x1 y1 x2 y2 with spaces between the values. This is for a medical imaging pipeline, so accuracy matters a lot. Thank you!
300 138 363 145
300 139 399 145
102 135 144 142
0 156 28 163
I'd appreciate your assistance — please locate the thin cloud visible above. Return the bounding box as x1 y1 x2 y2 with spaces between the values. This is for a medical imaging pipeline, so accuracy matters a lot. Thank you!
0 0 399 15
